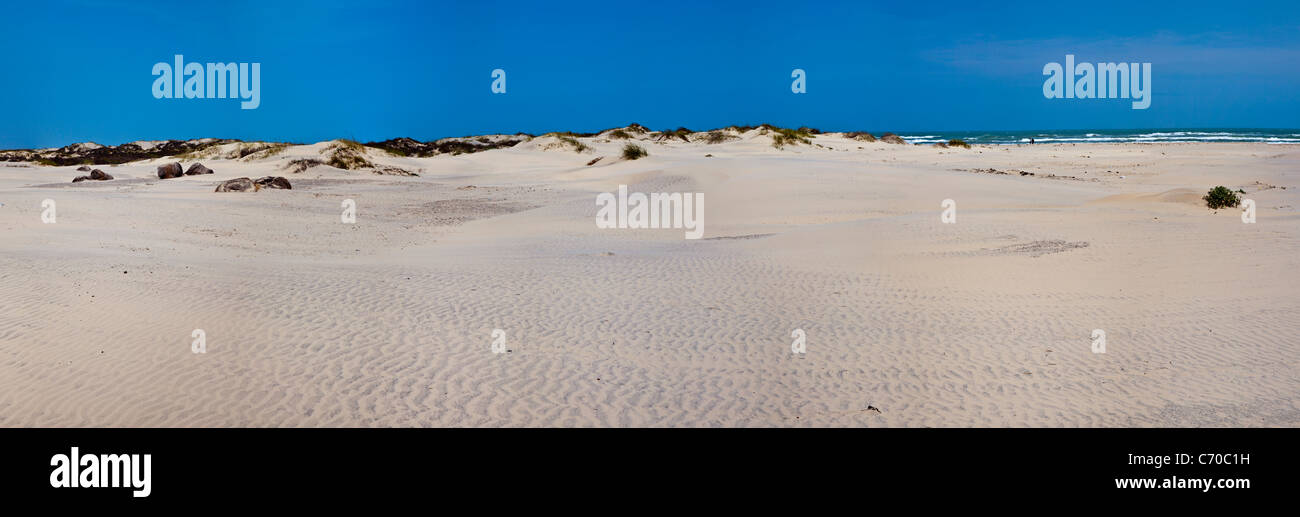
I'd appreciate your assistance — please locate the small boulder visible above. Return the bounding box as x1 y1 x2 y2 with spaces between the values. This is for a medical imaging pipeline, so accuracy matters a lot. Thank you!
76 165 92 172
184 163 213 176
157 162 184 179
214 177 256 192
72 169 113 182
253 176 292 190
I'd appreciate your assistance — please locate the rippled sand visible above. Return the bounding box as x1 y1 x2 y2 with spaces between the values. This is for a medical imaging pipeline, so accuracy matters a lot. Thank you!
1 135 1296 426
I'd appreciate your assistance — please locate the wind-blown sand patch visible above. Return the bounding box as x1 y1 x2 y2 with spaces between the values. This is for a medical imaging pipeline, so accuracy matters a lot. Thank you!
1089 188 1207 207
403 198 540 226
985 239 1090 257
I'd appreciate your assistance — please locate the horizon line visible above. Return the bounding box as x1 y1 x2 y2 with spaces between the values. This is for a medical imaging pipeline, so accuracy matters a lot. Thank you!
8 125 1300 151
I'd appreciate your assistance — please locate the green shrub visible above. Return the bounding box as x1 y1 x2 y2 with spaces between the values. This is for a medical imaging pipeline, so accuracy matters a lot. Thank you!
1203 186 1241 209
947 138 971 149
622 143 648 160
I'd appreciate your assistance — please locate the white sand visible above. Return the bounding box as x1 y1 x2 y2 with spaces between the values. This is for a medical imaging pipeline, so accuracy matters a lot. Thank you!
0 133 1296 427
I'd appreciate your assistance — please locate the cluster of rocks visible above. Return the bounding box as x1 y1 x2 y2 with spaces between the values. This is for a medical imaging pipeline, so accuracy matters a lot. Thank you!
157 162 213 179
71 165 113 183
215 176 292 192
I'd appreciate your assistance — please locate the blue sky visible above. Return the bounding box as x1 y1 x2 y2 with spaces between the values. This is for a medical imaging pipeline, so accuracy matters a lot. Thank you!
1 0 1297 148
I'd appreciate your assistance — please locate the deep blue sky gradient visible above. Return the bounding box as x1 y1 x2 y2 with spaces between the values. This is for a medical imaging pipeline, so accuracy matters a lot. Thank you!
1 0 1297 148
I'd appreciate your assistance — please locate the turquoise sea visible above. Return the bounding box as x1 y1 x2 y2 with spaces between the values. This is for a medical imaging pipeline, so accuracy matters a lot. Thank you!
894 129 1300 145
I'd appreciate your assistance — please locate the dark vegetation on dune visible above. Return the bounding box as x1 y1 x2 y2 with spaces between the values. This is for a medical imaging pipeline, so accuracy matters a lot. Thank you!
1 139 239 166
563 123 652 139
880 132 908 144
284 158 324 174
700 130 737 144
364 134 531 157
605 123 651 140
655 127 694 142
5 122 934 166
932 139 970 149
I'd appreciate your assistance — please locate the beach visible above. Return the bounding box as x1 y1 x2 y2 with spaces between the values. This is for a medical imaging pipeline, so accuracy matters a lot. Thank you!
1 131 1296 427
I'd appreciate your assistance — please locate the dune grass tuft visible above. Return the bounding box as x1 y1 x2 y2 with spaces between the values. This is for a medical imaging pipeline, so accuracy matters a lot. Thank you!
556 135 590 152
768 126 814 148
622 143 648 160
284 158 324 174
325 140 374 170
701 130 737 144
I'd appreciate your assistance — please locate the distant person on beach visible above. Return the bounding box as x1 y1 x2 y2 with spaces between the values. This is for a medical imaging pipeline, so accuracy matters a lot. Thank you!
1030 137 1035 144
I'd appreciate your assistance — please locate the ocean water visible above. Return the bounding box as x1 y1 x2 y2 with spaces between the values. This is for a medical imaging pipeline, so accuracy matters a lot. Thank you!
893 129 1300 145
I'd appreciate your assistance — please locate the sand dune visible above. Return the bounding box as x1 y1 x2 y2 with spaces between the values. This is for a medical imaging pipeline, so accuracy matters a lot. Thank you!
1 133 1297 427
